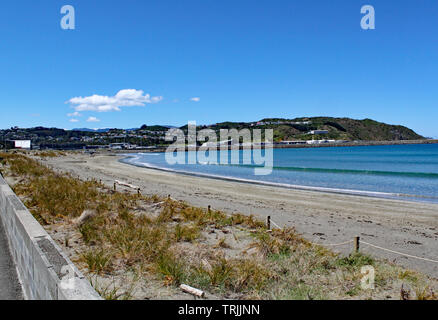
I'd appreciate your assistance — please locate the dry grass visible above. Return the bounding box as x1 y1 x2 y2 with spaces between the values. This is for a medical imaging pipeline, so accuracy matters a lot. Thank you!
1 151 437 300
36 151 67 158
81 248 113 274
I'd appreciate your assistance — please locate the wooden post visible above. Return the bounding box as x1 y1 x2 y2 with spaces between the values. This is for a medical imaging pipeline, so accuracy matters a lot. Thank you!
354 236 360 253
113 182 116 191
266 216 271 230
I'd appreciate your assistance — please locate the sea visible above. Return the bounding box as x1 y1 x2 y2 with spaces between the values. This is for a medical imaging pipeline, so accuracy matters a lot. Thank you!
121 144 438 204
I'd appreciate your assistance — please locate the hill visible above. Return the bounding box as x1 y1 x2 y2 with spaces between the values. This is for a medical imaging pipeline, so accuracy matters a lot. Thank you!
207 117 425 142
0 117 426 149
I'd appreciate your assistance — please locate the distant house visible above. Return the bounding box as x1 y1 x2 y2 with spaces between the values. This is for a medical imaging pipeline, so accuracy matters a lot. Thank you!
109 143 126 150
277 141 307 145
291 121 311 125
201 139 236 148
306 139 338 145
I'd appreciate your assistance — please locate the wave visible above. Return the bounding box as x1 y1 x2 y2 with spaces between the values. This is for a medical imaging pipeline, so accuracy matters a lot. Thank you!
120 157 400 197
124 153 438 178
222 164 438 178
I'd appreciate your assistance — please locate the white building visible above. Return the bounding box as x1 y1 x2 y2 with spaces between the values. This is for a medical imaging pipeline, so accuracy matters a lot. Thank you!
308 130 329 135
14 140 31 150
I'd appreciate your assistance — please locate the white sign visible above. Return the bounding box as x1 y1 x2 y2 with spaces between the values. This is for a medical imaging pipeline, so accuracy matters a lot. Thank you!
14 140 31 149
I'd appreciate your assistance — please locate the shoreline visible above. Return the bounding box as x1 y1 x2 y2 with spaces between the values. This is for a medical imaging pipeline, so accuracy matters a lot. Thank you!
119 152 438 205
119 155 410 202
43 153 438 278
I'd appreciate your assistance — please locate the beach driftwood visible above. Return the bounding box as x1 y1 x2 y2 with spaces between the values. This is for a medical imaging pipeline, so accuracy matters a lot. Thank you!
180 284 205 298
146 201 165 208
115 180 140 190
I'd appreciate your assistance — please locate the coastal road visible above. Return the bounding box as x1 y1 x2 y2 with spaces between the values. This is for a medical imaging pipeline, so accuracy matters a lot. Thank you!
0 220 23 300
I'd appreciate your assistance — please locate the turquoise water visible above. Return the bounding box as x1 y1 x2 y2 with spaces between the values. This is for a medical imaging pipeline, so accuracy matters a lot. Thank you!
121 144 438 203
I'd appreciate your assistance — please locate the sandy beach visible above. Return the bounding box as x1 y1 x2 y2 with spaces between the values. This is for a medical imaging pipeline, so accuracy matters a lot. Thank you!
43 153 438 278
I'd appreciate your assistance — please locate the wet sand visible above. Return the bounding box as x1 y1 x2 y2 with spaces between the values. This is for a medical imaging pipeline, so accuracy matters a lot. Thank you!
44 153 438 278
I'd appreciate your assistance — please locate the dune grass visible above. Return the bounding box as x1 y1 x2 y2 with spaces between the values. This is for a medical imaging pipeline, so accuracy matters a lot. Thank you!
1 151 437 300
36 151 67 158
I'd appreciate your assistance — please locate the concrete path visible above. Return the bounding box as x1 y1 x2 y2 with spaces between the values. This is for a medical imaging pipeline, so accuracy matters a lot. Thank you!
0 221 23 300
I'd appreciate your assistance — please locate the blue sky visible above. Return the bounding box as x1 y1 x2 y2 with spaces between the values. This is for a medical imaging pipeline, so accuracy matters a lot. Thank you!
1 0 437 137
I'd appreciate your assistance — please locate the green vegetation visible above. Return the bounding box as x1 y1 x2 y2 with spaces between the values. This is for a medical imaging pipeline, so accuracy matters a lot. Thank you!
335 252 375 270
206 117 424 142
81 249 113 274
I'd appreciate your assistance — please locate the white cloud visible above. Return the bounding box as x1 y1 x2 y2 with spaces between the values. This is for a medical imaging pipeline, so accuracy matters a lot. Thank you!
190 97 201 102
67 111 82 117
69 119 79 123
67 89 163 112
86 117 100 123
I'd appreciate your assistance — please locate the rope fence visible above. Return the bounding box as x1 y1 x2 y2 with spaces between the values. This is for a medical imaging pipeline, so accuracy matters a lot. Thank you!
313 240 354 247
265 216 438 265
360 240 438 264
270 219 282 230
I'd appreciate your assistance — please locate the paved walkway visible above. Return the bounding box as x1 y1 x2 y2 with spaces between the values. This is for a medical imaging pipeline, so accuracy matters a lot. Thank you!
0 221 23 300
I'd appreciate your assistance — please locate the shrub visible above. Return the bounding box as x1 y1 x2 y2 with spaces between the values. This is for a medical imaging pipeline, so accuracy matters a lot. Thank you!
81 249 113 274
155 251 187 286
174 224 200 242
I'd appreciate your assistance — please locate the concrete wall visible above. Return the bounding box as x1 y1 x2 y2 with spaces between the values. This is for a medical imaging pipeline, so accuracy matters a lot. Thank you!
0 174 101 300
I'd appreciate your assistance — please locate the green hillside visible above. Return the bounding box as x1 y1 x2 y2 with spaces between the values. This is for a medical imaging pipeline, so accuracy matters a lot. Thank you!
207 117 425 142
